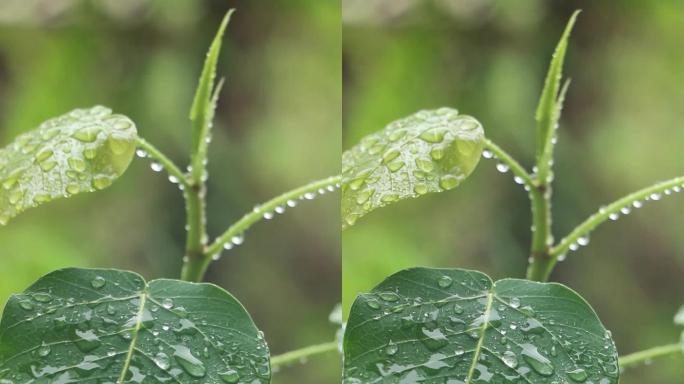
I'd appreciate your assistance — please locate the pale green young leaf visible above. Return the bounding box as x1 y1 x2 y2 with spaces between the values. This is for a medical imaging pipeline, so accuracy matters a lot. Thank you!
0 106 137 225
535 10 580 183
0 268 271 383
344 267 619 383
341 108 484 228
189 9 234 182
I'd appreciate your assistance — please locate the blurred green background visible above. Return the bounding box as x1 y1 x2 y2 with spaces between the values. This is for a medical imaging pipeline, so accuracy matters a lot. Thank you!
0 0 340 382
343 1 684 383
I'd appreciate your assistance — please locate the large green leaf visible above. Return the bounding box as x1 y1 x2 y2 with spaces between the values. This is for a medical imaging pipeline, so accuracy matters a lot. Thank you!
0 268 271 383
342 108 484 228
344 267 619 383
0 106 137 225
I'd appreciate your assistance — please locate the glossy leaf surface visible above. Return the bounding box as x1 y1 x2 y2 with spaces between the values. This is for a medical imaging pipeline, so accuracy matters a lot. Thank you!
342 108 484 228
0 106 137 225
344 267 619 383
0 268 270 383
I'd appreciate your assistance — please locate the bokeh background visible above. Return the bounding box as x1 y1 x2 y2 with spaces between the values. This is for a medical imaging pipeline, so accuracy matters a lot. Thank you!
343 1 684 383
0 0 340 382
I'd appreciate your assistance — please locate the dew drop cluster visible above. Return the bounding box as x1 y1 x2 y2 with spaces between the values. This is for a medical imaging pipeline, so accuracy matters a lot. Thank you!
0 106 137 225
342 108 485 227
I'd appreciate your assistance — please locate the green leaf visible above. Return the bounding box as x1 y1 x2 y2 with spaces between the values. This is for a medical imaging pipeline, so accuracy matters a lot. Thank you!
0 106 137 225
0 268 271 383
189 9 233 182
343 267 619 383
341 108 484 228
535 10 579 183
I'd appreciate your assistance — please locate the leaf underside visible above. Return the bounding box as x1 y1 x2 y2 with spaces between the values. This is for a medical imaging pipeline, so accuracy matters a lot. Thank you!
342 108 484 229
0 268 270 383
0 106 138 225
343 267 619 384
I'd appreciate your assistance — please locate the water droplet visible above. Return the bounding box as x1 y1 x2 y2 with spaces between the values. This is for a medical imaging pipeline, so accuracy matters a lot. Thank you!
609 212 619 221
439 175 460 190
650 193 662 201
496 163 510 173
68 158 87 172
91 276 106 289
37 342 51 357
150 162 163 172
162 298 174 309
379 292 399 302
437 275 453 288
567 368 588 382
135 149 148 158
430 147 445 160
35 149 54 163
385 341 398 356
577 235 590 246
72 126 101 143
174 345 206 378
220 369 240 383
154 352 171 370
223 242 233 250
482 150 494 159
275 205 285 214
303 192 316 200
514 176 524 185
263 212 274 220
569 243 579 251
231 234 244 245
509 297 521 309
502 350 518 369
366 299 380 309
521 344 554 376
381 149 400 164
92 176 112 190
286 199 297 207
66 184 80 195
168 175 179 184
413 184 428 195
415 158 434 172
19 300 33 310
419 129 446 143
75 329 101 352
39 160 57 172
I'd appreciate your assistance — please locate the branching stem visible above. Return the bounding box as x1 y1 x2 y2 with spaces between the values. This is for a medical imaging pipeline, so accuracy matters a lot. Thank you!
205 175 341 256
619 343 683 369
270 341 338 369
136 137 189 187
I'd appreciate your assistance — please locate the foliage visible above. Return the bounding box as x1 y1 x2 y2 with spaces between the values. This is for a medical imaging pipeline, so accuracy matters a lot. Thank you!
342 10 684 383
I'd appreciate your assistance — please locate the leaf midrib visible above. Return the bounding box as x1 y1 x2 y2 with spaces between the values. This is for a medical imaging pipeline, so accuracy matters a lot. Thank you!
464 291 493 384
117 291 147 384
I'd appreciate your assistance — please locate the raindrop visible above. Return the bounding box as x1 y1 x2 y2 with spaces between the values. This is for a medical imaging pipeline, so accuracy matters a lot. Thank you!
153 352 171 370
303 192 316 200
569 243 579 251
150 162 163 172
135 149 147 158
437 275 453 288
514 176 525 185
567 367 588 382
223 242 234 250
366 299 380 309
502 350 518 369
385 341 398 356
37 343 51 357
577 235 590 246
231 234 245 245
650 193 662 201
496 163 510 173
173 345 206 378
286 199 297 207
263 212 274 220
220 370 240 383
509 297 521 309
168 175 179 184
275 205 285 214
91 276 106 289
609 213 619 221
19 300 33 310
620 206 631 215
162 298 174 310
482 150 494 159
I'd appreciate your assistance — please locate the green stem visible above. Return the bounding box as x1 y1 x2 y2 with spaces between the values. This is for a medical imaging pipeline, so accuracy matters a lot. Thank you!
526 183 553 281
136 137 189 187
270 341 339 368
551 176 684 259
180 181 208 282
619 343 683 369
205 175 341 256
483 139 534 187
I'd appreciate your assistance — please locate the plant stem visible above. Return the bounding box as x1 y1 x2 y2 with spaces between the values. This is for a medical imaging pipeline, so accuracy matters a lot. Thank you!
526 183 553 281
136 137 189 187
270 341 339 369
205 175 341 256
551 176 684 259
619 343 683 369
483 139 534 187
180 181 208 282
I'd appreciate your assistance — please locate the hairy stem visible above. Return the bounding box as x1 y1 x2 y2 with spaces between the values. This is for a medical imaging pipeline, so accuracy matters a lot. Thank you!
551 176 684 259
136 137 189 187
205 175 341 256
483 139 534 187
619 343 683 369
270 341 339 368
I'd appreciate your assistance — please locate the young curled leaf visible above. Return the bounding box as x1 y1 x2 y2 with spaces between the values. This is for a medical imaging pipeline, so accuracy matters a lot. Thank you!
0 268 271 383
342 108 484 228
344 267 619 383
0 106 137 225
